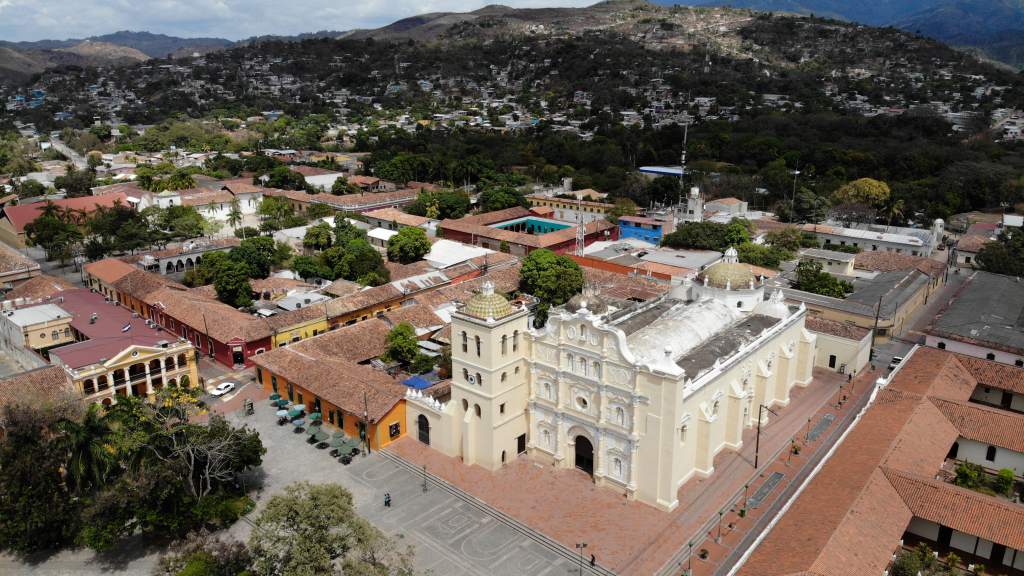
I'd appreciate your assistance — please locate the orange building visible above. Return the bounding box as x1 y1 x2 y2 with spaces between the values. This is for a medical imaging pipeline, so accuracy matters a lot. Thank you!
250 319 408 451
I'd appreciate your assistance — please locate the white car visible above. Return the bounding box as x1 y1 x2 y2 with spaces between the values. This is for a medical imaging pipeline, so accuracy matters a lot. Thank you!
888 356 903 371
210 382 237 397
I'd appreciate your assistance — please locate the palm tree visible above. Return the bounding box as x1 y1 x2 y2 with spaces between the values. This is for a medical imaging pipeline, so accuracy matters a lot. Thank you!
886 199 905 228
55 404 114 495
227 196 243 231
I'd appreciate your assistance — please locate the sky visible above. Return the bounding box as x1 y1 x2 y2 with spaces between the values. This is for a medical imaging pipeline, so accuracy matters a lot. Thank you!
0 0 598 42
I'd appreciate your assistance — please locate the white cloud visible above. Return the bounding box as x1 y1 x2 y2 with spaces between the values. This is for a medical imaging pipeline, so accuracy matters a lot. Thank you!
0 0 596 42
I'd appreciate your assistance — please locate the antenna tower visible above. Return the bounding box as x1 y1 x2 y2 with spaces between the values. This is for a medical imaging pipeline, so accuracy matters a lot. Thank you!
574 196 585 257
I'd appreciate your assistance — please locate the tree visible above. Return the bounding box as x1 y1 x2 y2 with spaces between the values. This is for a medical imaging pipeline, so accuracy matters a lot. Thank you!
333 215 366 245
259 166 308 191
384 322 420 366
832 178 891 208
14 178 46 199
214 260 253 307
646 176 680 205
292 255 331 281
387 226 431 264
231 236 285 279
519 249 584 308
155 530 252 576
54 163 96 197
303 222 334 252
331 176 359 195
248 482 413 576
736 242 791 268
792 260 854 298
0 404 81 554
976 231 1024 276
55 403 114 496
227 197 243 230
477 186 528 213
764 228 805 252
606 198 638 223
661 220 748 251
23 203 84 263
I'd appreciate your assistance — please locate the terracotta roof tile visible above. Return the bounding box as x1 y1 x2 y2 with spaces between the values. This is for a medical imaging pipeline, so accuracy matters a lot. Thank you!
884 469 1024 551
84 258 138 285
381 304 445 335
364 207 431 227
112 269 186 300
0 241 40 276
3 194 129 234
953 354 1024 395
854 250 945 277
930 397 1024 453
3 274 71 301
805 316 870 341
0 365 75 407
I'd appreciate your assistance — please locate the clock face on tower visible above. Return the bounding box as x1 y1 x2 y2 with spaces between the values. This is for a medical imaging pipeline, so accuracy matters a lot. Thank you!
468 374 478 385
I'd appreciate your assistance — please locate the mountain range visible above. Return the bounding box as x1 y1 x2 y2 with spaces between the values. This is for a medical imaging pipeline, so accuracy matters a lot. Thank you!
674 0 1024 68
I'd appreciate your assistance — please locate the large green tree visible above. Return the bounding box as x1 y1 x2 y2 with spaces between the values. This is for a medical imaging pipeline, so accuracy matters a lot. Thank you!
519 249 584 308
387 226 431 264
214 260 254 307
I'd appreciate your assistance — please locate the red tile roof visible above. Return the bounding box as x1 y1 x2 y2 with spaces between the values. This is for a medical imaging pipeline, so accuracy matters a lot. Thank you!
854 250 946 277
4 274 73 301
84 258 138 285
737 348 1020 576
930 397 1024 453
0 365 75 407
805 316 871 341
953 354 1024 395
364 207 431 227
3 194 129 234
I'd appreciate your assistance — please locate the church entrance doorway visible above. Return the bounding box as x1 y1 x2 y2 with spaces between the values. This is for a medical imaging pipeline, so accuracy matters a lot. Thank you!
574 435 594 475
417 414 430 445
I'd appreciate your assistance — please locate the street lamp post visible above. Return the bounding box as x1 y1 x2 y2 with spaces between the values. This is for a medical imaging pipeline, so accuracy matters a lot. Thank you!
576 542 588 576
754 403 780 469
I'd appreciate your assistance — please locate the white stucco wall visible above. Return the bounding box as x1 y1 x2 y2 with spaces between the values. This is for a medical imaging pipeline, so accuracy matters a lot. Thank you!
811 331 871 375
956 438 1024 475
926 335 1024 368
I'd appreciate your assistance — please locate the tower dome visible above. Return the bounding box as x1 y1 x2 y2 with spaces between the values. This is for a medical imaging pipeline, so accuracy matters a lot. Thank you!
697 247 759 290
462 281 514 320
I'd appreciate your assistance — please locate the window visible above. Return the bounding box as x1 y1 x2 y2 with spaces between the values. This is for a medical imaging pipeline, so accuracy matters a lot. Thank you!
514 366 520 374
474 335 481 357
576 396 589 411
712 400 720 417
987 353 996 361
566 353 574 371
543 382 552 399
828 355 837 369
63 327 71 338
1017 360 1024 368
501 450 506 463
736 301 743 308
986 445 997 462
542 429 552 448
613 458 623 479
500 403 506 414
580 324 587 340
462 399 469 412
476 373 483 386
461 331 468 353
615 406 625 426
501 335 507 355
680 425 688 443
463 368 469 382
592 362 601 378
579 357 587 376
501 372 507 382
513 330 519 351
257 370 263 384
271 375 278 393
389 423 400 438
937 342 946 350
39 331 45 339
474 404 481 418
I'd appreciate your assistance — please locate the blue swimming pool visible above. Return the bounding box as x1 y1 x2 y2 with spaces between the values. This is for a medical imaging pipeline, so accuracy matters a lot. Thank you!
490 217 572 235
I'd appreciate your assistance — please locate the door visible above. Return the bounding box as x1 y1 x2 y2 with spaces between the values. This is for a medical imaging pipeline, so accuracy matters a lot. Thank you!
828 355 837 369
517 433 527 454
938 525 953 548
232 346 244 365
417 415 430 445
1001 391 1013 410
574 435 594 475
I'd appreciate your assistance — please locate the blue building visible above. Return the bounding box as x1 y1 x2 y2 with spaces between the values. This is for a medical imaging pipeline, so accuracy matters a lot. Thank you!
618 215 670 244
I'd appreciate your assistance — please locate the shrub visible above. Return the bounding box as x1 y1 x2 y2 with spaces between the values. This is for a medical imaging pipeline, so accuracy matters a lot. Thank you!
889 550 922 576
953 462 983 490
994 468 1015 497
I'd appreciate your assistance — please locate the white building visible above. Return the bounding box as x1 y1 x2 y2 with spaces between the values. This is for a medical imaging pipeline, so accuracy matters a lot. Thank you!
407 248 816 510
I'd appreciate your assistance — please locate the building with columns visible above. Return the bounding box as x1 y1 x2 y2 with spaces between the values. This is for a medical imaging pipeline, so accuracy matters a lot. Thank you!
407 248 817 511
32 288 198 404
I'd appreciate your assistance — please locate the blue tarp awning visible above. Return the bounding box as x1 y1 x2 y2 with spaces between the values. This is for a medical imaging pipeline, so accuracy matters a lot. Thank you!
402 375 432 390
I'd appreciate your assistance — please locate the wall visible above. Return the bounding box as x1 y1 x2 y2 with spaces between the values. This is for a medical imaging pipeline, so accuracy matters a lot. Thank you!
812 330 871 375
956 437 1024 475
258 366 406 450
271 318 330 348
925 335 1024 368
970 386 1024 413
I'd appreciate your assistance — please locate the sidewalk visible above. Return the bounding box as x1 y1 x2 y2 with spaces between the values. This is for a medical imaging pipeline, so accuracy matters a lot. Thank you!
669 366 881 576
387 368 857 576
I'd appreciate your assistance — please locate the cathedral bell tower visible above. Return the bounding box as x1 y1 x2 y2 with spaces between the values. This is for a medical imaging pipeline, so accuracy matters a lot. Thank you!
449 281 531 469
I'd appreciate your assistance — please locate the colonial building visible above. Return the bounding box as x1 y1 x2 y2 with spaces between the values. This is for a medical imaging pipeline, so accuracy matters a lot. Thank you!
407 248 816 511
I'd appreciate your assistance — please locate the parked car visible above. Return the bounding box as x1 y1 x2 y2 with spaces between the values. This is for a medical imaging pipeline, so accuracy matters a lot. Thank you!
888 356 903 371
210 381 237 397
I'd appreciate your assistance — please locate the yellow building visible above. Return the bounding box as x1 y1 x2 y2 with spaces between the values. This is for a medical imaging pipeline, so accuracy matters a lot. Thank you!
0 302 75 354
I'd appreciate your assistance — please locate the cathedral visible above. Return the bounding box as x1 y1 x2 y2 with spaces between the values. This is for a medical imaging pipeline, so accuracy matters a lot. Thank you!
406 248 816 511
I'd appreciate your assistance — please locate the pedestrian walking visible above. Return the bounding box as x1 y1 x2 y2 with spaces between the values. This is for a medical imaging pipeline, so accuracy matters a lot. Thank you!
590 554 596 567
384 493 391 507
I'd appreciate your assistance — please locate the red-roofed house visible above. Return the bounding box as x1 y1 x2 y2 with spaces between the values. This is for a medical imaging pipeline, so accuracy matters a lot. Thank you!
0 193 131 246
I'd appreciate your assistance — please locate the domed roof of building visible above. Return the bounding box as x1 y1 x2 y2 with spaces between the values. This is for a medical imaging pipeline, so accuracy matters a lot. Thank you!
565 287 610 315
462 281 514 320
697 247 759 290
